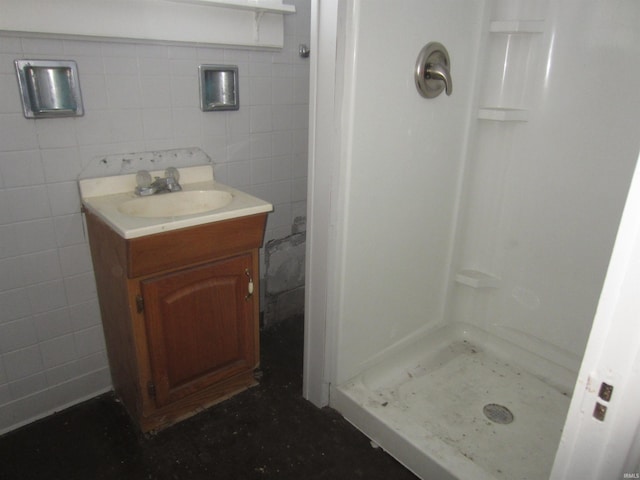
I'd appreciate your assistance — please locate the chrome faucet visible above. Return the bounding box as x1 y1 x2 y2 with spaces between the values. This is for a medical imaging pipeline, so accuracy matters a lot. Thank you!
135 167 182 196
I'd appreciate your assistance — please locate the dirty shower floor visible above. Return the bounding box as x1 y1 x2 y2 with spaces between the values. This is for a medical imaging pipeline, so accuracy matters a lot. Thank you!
0 317 417 480
334 324 571 480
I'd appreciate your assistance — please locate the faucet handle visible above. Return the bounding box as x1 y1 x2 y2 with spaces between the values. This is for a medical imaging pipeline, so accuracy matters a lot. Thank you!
135 170 156 196
136 170 152 188
164 167 180 182
164 167 182 192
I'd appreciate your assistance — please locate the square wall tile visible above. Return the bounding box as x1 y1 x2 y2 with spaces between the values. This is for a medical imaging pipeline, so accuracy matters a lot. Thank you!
64 272 97 306
0 36 22 54
40 334 77 368
74 325 106 358
0 150 44 187
58 243 92 277
250 106 272 133
6 186 51 222
0 225 18 259
0 114 38 152
139 76 171 108
249 77 273 106
33 307 73 342
47 182 81 216
3 345 43 381
105 74 141 108
142 108 173 140
63 39 103 57
251 158 272 184
0 384 10 404
34 118 78 149
272 131 293 157
0 257 26 291
172 108 201 138
21 37 64 55
20 250 62 285
104 57 139 75
68 300 101 332
14 219 58 255
45 360 80 386
292 177 308 202
0 288 31 324
53 214 86 247
79 74 108 110
41 148 82 183
102 42 138 58
27 280 68 314
272 155 293 182
250 133 272 160
0 318 38 354
8 372 47 400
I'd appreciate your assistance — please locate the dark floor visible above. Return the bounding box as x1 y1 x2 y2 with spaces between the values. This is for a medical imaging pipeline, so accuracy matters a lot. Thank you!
0 317 418 480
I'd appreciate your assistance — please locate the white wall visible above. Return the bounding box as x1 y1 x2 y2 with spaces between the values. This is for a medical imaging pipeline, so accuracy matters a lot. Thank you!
451 0 640 371
332 0 484 384
0 0 310 434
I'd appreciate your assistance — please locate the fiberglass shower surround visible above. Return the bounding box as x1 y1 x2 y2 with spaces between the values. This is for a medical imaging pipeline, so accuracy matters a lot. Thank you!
305 0 640 479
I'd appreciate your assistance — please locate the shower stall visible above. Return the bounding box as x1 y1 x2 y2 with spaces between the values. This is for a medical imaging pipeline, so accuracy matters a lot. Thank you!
304 0 640 479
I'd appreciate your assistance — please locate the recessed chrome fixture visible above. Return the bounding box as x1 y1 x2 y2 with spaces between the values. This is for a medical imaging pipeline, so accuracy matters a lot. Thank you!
199 65 239 112
15 60 84 118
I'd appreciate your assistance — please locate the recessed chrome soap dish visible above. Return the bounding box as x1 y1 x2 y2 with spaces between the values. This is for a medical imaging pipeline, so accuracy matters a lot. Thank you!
199 65 239 112
15 60 84 118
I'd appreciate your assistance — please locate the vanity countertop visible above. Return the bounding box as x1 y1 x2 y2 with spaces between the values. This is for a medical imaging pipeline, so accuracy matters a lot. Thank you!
79 165 273 239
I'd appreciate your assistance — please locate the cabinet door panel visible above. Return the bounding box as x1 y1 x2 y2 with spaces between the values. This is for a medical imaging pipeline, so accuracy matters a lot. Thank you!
142 254 255 407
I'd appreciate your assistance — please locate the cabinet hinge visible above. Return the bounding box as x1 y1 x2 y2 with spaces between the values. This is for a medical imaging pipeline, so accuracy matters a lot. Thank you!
136 294 144 313
147 381 156 399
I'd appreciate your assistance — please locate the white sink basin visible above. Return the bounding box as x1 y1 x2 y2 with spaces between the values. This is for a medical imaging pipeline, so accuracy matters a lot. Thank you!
117 190 233 218
79 165 273 239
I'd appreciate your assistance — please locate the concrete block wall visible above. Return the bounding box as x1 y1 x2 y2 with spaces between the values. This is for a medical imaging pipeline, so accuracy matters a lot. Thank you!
263 216 306 327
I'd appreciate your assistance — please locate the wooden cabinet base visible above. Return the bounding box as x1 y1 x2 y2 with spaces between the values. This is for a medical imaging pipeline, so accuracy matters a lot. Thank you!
84 210 267 433
136 371 258 433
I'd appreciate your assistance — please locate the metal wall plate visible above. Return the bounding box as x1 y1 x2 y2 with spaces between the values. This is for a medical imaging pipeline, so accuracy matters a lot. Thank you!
415 42 452 98
15 60 84 118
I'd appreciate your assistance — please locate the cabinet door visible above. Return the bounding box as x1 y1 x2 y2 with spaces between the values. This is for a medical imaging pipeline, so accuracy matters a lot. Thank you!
141 254 256 407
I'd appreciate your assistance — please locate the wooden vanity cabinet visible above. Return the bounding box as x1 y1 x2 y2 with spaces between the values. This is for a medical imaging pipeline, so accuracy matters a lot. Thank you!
84 210 267 432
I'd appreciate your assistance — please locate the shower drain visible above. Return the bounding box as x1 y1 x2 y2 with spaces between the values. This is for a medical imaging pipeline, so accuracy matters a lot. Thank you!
483 403 514 424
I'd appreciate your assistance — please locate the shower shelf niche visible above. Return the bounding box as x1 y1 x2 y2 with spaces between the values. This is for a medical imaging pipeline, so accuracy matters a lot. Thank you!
478 107 528 122
455 270 501 289
477 18 545 122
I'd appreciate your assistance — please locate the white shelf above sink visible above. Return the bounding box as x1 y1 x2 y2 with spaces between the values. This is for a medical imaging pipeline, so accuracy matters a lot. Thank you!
0 0 294 49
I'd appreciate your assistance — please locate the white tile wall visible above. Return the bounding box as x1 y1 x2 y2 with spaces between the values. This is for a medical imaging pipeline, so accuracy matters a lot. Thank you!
0 0 310 434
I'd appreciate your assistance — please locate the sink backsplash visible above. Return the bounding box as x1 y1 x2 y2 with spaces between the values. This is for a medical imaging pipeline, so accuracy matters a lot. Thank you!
78 147 213 180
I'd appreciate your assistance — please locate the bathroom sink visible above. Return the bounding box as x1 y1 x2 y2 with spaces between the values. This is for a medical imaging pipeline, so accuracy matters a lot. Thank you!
79 164 273 239
117 190 233 218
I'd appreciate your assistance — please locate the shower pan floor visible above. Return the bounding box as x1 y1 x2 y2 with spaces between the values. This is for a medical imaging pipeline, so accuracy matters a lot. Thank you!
332 324 572 480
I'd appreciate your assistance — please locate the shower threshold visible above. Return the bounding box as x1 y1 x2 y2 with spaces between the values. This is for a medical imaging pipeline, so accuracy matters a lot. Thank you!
331 323 573 480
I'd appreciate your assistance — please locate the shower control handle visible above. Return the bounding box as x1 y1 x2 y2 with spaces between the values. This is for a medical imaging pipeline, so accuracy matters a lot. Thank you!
425 63 452 96
415 42 452 98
